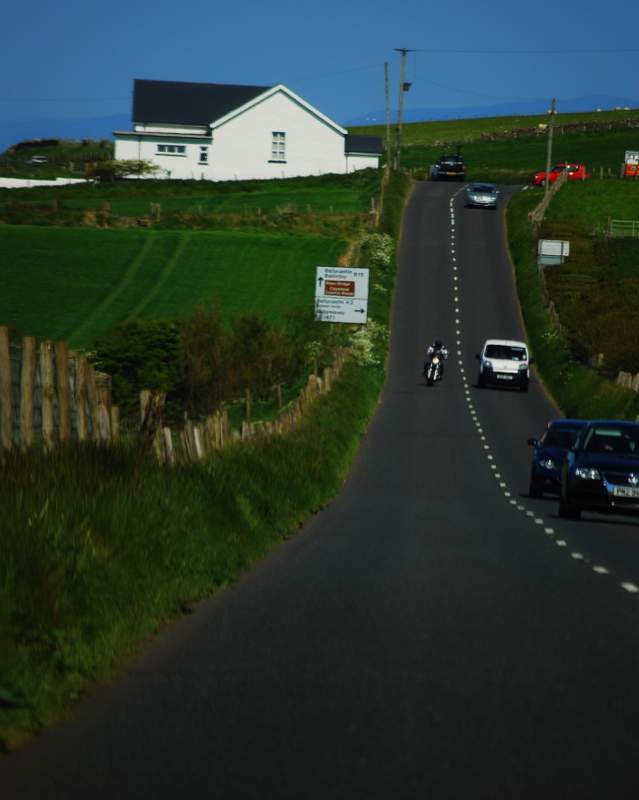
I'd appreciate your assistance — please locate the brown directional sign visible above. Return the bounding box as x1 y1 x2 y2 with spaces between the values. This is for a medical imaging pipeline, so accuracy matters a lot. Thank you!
325 280 355 297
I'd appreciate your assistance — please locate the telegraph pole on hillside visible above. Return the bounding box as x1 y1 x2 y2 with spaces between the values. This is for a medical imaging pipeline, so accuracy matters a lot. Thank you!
394 48 415 170
544 97 557 198
384 62 391 168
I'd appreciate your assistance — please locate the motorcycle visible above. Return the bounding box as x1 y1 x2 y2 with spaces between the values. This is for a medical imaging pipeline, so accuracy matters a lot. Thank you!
424 354 443 386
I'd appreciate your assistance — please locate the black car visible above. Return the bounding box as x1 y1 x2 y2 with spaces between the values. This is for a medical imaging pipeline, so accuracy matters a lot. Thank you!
430 154 466 181
559 420 639 520
527 419 586 497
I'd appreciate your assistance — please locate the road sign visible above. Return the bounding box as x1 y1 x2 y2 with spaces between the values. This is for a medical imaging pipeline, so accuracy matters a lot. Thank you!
537 239 569 267
315 267 369 323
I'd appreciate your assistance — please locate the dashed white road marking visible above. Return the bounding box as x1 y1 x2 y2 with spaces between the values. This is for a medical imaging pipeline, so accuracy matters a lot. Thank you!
448 204 632 598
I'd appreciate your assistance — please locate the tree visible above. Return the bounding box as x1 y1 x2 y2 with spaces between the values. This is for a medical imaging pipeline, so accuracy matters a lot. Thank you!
85 159 160 182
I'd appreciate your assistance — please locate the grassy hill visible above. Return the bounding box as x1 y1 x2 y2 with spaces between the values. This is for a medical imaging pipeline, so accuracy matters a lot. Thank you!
352 108 639 147
352 110 639 183
0 226 344 348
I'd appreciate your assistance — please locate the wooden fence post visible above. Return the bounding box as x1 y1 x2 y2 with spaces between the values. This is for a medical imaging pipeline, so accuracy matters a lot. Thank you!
20 336 36 450
139 389 165 453
76 356 88 442
56 341 71 443
0 327 11 451
163 427 175 466
110 406 120 441
86 365 100 442
40 341 55 451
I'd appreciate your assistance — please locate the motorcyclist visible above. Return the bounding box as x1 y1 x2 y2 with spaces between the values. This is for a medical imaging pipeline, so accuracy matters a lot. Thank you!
424 338 449 377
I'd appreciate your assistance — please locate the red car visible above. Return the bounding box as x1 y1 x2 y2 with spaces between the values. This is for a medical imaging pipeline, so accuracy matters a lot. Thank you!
532 163 590 186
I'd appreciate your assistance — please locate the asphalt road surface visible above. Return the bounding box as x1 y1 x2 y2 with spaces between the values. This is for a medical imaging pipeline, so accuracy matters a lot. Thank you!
3 182 639 798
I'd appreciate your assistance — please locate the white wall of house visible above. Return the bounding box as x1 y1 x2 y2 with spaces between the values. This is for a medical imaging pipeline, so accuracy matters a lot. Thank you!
210 89 345 180
114 86 379 181
345 154 379 172
115 134 213 180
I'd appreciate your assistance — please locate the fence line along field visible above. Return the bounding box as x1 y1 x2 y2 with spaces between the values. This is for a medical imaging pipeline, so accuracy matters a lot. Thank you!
0 226 345 348
0 326 117 452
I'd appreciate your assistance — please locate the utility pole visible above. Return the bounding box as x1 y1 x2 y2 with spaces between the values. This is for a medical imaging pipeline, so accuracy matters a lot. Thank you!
544 97 557 198
394 48 414 171
384 62 391 169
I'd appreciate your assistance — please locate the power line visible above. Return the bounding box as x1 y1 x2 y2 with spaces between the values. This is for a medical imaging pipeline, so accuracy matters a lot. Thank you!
416 47 639 54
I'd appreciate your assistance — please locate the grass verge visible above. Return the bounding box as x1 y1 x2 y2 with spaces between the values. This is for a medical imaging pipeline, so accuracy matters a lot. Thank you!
506 190 639 420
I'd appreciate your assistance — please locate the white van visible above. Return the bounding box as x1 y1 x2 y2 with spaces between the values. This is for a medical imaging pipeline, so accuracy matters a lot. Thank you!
476 339 533 392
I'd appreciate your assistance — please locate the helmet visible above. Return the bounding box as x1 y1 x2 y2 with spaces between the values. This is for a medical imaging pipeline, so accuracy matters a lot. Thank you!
433 339 443 349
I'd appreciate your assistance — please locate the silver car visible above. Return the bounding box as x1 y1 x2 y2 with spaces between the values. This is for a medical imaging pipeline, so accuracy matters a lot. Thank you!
465 183 499 208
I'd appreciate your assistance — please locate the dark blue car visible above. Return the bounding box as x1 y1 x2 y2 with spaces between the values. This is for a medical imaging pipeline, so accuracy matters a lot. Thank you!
559 420 639 520
527 419 587 498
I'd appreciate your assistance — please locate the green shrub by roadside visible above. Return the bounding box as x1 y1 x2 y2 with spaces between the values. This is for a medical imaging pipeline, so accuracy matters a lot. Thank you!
506 190 639 420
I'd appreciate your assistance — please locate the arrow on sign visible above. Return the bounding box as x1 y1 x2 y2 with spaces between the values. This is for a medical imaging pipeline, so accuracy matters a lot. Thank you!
317 277 324 287
355 308 366 314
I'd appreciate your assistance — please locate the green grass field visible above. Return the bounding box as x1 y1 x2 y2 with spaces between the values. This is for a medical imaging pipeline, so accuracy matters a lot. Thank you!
352 109 639 147
396 128 639 183
544 179 639 231
0 226 344 347
0 170 379 218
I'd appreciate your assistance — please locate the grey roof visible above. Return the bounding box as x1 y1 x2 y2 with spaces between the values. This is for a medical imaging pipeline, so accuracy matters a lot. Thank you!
345 134 383 155
132 79 272 126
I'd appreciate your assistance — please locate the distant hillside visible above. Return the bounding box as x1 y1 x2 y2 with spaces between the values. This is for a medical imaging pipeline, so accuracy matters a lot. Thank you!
0 114 128 155
347 95 639 126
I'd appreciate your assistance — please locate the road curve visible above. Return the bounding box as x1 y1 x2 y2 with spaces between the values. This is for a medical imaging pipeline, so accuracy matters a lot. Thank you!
3 182 639 799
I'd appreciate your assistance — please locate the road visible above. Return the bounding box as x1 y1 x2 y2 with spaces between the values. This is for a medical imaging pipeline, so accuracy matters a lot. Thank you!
3 182 639 798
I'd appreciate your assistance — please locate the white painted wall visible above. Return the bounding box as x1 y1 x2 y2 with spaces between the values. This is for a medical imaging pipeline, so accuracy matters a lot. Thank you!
114 134 214 180
210 89 345 180
0 177 89 189
345 154 380 172
114 87 380 181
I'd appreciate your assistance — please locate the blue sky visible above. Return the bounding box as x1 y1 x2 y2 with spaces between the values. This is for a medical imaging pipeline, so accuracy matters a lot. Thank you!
1 0 638 132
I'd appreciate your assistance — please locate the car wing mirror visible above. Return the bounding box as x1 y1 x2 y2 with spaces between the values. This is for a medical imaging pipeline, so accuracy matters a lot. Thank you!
529 356 535 365
475 353 480 360
527 438 539 447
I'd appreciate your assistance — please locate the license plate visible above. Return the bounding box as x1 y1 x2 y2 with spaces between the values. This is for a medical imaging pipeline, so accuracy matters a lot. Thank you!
613 486 639 498
497 374 514 381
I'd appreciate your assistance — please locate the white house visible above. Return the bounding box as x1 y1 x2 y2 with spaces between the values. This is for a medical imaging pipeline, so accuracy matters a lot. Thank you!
114 79 382 181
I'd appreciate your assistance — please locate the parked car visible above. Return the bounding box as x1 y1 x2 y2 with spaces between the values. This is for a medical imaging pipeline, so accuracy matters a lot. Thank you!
527 419 587 497
476 339 532 392
559 420 639 520
431 154 466 181
465 183 499 208
27 155 48 165
531 163 589 186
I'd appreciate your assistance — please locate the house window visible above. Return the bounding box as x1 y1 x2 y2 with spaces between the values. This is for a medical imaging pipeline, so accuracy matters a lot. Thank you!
157 144 186 156
270 131 286 162
198 146 208 164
